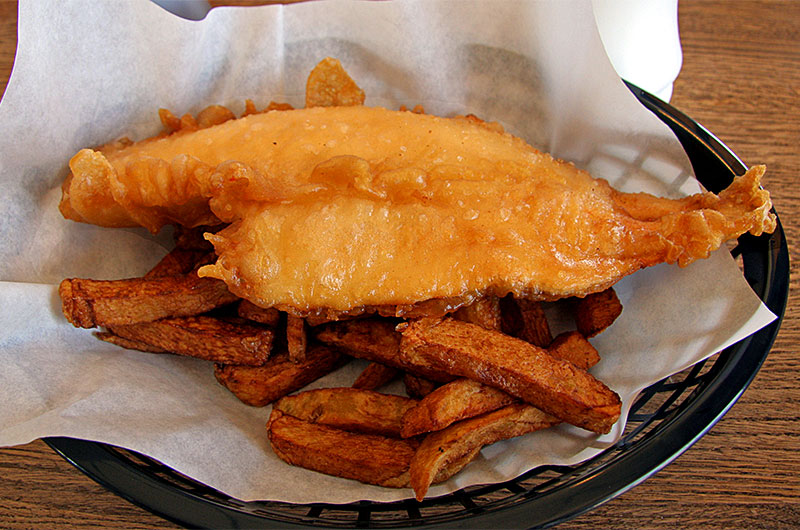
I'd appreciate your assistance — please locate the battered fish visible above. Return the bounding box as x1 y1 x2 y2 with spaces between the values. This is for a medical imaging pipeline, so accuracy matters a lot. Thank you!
59 73 776 312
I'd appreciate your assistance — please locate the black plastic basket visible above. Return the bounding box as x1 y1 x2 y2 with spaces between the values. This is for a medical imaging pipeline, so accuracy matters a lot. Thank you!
45 85 790 529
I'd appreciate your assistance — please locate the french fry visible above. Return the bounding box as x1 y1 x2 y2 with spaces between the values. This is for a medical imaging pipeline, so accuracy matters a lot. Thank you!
500 295 552 347
315 319 455 383
401 378 516 438
305 57 366 108
409 403 560 500
352 362 399 390
267 409 414 488
94 331 168 353
403 373 439 399
237 300 282 327
399 318 621 434
214 345 347 406
575 287 623 337
273 388 416 438
59 273 238 328
452 295 502 330
286 315 308 363
144 248 213 279
110 316 274 366
548 331 600 369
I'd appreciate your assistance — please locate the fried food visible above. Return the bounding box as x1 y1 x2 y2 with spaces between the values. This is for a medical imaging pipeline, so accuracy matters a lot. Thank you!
575 287 623 337
548 331 601 368
403 374 439 400
409 403 561 500
59 57 775 312
267 409 415 488
59 273 238 328
143 248 212 278
237 299 281 326
273 388 417 438
500 296 552 347
315 318 455 383
401 378 516 438
352 362 400 390
214 346 347 406
109 316 274 366
285 315 308 363
399 318 621 434
453 295 502 331
94 331 168 353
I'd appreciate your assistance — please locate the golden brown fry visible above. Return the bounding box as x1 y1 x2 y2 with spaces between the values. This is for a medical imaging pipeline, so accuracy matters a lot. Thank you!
315 319 454 383
305 57 366 108
401 378 516 438
274 388 417 438
352 362 400 390
143 248 213 279
548 331 600 370
399 318 621 434
109 316 274 366
575 287 623 337
236 299 282 327
94 331 168 353
59 273 238 329
403 373 439 400
286 315 307 363
409 403 560 500
267 409 413 488
214 346 347 406
453 295 502 331
500 296 552 347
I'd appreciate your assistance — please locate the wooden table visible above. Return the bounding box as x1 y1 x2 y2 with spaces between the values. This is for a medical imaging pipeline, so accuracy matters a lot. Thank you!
0 1 797 528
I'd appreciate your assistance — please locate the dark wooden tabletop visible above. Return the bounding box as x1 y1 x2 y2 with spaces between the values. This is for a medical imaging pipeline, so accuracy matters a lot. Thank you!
0 1 797 528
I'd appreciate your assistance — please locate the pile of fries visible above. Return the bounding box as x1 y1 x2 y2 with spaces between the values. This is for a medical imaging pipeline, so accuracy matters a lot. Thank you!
58 58 624 501
60 226 623 500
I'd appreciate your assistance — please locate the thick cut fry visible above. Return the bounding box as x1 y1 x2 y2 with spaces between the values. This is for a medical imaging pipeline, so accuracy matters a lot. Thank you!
401 378 516 438
237 299 281 327
110 316 274 366
94 331 168 353
500 296 552 347
144 248 213 278
286 315 307 363
575 287 623 337
305 57 366 108
214 346 347 406
399 318 621 434
548 331 600 369
409 403 560 500
59 274 239 329
403 373 439 399
315 319 454 383
453 295 502 331
267 410 413 488
273 388 416 438
352 362 399 390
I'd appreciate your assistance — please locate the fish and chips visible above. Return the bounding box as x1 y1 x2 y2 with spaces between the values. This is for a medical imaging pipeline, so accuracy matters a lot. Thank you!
56 58 776 500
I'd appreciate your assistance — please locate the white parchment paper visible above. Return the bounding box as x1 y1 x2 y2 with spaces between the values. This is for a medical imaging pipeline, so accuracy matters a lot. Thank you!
0 0 776 503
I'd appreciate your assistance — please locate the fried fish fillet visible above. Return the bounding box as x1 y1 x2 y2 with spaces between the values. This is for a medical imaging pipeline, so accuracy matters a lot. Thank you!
60 98 776 311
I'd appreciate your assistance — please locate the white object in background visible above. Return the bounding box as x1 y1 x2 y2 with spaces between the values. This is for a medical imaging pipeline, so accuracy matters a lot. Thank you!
592 0 682 101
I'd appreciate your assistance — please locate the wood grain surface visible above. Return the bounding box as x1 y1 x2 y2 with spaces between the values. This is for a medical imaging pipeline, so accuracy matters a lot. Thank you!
0 1 797 528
